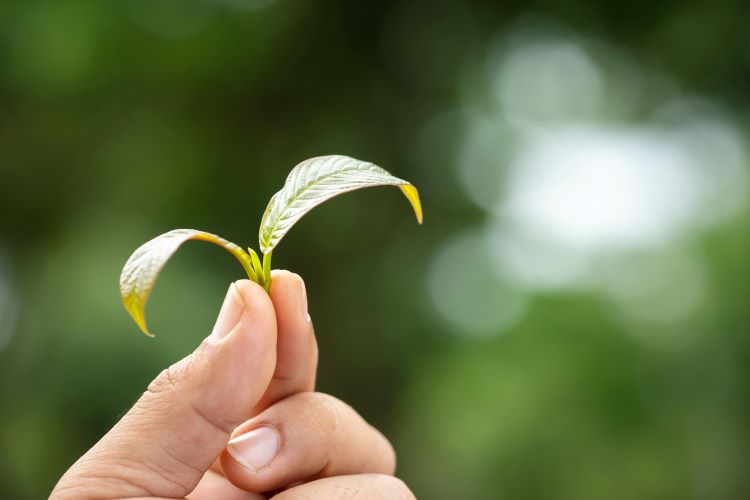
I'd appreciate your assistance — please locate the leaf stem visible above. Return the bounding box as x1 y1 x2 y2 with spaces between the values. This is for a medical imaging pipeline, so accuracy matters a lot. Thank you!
192 233 258 283
262 251 272 293
233 249 259 283
247 247 273 293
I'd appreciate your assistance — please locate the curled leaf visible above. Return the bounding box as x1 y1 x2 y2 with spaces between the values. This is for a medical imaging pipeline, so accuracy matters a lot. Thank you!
119 229 253 336
258 155 423 253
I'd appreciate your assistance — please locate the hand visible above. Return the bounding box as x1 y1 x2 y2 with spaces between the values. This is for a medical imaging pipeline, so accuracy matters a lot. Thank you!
51 272 414 499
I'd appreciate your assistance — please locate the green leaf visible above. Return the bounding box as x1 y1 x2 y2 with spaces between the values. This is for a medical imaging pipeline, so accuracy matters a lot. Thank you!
119 229 255 336
258 155 423 253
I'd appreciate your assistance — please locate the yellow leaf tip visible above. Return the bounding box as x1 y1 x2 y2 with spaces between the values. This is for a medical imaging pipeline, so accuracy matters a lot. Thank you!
398 183 423 225
134 316 153 337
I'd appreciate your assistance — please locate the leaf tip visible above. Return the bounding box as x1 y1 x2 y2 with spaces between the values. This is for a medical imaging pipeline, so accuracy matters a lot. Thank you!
136 316 154 337
121 291 154 337
398 184 423 225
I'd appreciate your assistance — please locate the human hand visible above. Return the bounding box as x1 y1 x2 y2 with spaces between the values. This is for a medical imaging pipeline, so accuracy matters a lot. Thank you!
51 272 414 499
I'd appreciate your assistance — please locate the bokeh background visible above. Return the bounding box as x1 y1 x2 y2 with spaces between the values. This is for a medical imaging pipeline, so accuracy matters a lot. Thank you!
2 0 750 498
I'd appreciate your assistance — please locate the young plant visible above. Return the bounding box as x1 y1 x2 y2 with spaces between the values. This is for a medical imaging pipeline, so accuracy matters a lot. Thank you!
119 155 423 336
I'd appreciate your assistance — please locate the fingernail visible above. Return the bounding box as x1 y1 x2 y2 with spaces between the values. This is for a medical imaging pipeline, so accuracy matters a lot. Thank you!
227 426 280 472
209 283 244 341
298 277 310 323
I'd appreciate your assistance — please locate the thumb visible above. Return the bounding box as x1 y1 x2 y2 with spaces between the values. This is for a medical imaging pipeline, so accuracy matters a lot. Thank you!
52 280 277 499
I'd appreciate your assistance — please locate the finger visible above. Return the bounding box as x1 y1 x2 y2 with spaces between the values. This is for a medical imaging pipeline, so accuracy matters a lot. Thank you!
186 470 265 500
130 470 266 500
51 280 277 500
273 474 415 500
211 272 315 479
254 270 317 412
206 271 315 490
220 392 396 493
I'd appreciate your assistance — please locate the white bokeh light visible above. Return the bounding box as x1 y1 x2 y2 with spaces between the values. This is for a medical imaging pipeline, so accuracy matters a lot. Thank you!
484 222 589 291
499 124 727 252
428 25 748 338
490 36 604 122
428 229 527 337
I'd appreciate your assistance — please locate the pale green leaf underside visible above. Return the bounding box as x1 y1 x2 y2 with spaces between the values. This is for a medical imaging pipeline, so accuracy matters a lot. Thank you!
119 229 250 336
258 155 423 253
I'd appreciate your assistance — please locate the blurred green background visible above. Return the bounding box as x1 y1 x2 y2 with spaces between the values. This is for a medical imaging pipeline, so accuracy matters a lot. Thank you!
1 0 750 498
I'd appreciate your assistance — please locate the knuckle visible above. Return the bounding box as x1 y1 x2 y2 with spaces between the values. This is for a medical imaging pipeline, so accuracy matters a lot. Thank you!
50 459 155 499
285 392 397 475
145 354 235 435
146 368 175 396
306 392 351 436
134 365 184 421
147 363 183 396
146 351 202 398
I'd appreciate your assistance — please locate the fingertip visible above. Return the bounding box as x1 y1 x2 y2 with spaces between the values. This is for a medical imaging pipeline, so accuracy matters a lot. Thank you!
233 279 274 315
269 270 304 296
270 269 303 284
220 392 394 494
224 279 277 351
269 270 307 316
233 277 268 297
270 269 295 278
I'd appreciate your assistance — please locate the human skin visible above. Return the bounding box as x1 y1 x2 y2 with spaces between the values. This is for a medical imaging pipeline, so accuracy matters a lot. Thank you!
51 271 414 499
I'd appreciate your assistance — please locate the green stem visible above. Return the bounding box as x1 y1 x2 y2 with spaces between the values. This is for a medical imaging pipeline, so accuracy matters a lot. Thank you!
262 251 272 293
247 247 273 293
234 250 259 284
193 234 258 283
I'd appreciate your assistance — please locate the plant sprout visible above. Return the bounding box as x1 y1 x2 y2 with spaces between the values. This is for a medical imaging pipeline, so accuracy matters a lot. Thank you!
119 155 423 336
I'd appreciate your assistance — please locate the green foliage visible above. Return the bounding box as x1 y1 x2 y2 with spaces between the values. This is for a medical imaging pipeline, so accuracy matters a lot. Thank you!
258 155 422 253
119 155 422 336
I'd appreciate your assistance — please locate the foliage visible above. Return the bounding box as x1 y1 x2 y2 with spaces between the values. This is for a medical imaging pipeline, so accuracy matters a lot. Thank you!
119 155 421 335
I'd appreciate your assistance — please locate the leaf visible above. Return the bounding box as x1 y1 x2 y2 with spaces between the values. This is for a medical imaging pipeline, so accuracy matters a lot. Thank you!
119 229 253 336
258 155 423 253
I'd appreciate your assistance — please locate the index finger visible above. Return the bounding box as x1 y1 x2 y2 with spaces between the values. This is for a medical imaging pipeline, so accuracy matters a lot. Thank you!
254 270 318 412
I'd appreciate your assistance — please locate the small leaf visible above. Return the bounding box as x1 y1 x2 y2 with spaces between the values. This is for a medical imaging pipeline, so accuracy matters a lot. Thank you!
258 155 423 253
248 247 263 276
119 229 253 336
